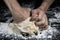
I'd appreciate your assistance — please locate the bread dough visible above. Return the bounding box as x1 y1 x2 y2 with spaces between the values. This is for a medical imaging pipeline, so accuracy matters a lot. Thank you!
9 17 39 35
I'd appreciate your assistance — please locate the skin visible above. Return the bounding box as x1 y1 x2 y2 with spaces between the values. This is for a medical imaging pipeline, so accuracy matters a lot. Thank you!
31 0 55 30
4 0 55 30
4 0 31 23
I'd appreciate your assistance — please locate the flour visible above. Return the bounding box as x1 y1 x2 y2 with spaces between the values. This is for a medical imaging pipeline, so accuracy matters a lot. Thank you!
0 17 58 39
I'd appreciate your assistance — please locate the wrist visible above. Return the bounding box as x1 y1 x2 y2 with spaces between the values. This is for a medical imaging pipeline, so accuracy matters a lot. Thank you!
37 8 46 13
38 0 55 12
39 2 48 11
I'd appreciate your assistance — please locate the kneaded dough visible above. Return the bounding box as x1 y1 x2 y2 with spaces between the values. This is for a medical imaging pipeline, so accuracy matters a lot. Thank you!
9 17 39 35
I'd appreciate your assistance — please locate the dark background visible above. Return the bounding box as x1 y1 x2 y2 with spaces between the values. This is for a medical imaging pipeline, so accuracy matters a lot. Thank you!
0 0 60 9
0 0 60 22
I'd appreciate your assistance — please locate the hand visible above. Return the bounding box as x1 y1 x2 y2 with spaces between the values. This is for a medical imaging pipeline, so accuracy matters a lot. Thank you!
12 7 31 23
31 9 48 30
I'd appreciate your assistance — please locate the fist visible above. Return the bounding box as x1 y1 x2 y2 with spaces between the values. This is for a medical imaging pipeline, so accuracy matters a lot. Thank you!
31 9 48 30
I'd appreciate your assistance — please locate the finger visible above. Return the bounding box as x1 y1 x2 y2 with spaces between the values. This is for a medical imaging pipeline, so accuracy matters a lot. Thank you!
43 15 48 26
34 14 41 22
38 13 42 19
35 21 48 30
30 15 38 21
41 16 48 30
35 12 44 22
30 11 38 21
43 18 48 30
35 16 45 25
35 20 45 27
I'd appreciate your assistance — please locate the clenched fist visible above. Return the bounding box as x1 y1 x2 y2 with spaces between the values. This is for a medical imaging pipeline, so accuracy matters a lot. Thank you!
31 9 48 30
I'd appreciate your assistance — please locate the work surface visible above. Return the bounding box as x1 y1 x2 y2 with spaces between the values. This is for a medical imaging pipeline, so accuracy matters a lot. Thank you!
0 23 57 40
0 7 60 40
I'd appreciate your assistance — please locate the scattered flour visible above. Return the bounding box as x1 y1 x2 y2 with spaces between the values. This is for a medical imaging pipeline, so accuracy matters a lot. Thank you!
0 17 58 39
